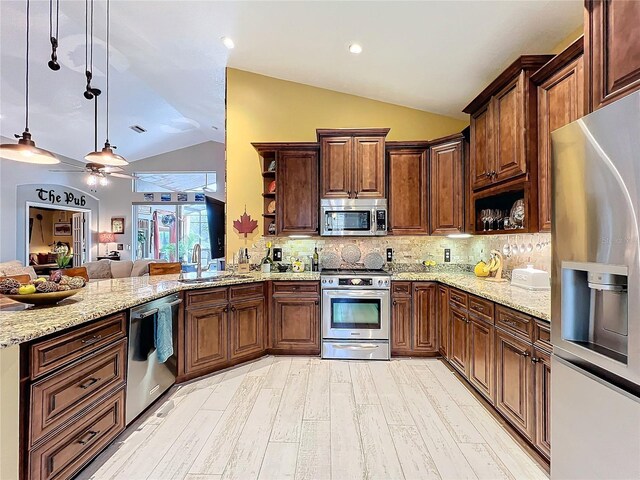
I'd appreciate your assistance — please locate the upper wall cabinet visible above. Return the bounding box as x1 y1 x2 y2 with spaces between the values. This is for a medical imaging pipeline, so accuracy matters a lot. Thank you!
387 141 429 235
429 134 465 235
463 55 554 192
253 143 319 236
317 128 389 199
532 38 584 232
585 0 640 111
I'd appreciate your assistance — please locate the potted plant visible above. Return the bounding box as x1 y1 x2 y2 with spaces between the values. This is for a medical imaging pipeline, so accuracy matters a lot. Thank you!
55 244 72 269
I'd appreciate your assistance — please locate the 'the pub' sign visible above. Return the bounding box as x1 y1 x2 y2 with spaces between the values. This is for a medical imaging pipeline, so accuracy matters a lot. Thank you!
36 188 87 207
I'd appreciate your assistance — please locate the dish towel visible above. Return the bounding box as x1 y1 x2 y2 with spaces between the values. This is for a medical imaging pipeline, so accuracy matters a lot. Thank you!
154 304 173 363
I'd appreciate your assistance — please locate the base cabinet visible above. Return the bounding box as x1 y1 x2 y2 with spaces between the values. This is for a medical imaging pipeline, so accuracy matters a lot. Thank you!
391 295 412 355
495 328 535 441
534 348 551 458
437 285 450 359
468 317 495 403
185 304 228 374
184 283 266 378
390 282 439 356
449 306 469 375
271 296 320 354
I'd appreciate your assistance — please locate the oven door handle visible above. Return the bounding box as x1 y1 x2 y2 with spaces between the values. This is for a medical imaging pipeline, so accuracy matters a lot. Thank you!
331 343 382 350
322 289 389 298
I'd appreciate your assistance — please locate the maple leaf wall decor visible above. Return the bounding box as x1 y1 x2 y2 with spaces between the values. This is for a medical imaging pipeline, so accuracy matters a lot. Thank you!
233 208 258 238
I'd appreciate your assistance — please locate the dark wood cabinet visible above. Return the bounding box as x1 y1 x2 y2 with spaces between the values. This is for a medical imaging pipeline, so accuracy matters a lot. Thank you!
390 282 438 356
429 135 465 235
229 297 265 361
319 136 352 198
449 306 469 376
493 74 527 183
271 282 320 355
391 295 412 355
586 0 640 111
437 285 450 359
495 328 535 441
470 103 494 190
185 304 228 374
532 38 585 232
387 142 429 235
534 347 551 459
318 128 389 199
468 316 495 403
253 143 319 237
412 283 438 353
464 56 552 192
277 149 319 235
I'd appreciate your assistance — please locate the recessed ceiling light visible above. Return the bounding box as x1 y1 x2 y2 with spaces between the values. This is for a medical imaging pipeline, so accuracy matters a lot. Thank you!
349 43 362 54
221 37 235 49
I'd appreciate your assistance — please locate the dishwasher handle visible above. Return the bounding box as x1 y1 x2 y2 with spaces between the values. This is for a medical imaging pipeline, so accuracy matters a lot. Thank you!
134 298 182 319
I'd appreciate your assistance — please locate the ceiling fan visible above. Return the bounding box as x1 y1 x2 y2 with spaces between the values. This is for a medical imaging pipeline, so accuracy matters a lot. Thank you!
49 160 137 186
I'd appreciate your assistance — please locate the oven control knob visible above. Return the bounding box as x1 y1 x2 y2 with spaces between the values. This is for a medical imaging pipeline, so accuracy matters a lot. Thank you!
377 279 383 286
322 279 326 284
384 280 389 286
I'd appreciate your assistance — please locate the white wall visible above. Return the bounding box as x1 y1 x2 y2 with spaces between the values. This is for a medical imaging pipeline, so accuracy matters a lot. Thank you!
1 139 225 262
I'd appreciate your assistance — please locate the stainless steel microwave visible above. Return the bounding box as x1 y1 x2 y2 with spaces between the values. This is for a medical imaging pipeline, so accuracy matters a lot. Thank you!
320 199 387 236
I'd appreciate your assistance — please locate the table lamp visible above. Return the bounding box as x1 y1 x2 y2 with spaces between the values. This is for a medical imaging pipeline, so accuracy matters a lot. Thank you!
99 232 116 256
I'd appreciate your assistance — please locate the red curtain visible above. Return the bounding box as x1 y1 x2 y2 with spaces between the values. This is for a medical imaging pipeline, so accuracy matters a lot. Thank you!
152 210 177 260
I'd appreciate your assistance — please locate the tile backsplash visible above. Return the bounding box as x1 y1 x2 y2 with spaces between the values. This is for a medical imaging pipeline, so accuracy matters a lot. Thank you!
235 232 551 274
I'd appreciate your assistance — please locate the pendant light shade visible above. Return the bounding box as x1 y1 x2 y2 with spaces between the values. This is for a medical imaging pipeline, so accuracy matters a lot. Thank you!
0 130 59 164
84 141 128 166
84 0 128 167
0 0 59 165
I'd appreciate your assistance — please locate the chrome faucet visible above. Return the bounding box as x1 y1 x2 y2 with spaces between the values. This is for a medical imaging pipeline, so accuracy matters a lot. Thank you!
192 243 202 278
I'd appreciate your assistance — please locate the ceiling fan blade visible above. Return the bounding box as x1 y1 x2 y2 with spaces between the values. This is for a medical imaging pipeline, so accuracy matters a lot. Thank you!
110 172 138 179
103 165 124 173
57 160 86 170
48 169 86 173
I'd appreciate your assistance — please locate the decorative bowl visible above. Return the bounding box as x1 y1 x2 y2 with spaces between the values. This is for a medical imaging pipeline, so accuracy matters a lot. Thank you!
3 288 83 306
275 263 290 272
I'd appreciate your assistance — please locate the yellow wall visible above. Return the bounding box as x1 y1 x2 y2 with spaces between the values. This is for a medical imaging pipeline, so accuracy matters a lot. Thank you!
225 68 469 258
552 25 584 54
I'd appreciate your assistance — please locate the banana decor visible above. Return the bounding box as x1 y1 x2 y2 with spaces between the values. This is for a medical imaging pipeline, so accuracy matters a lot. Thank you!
474 250 507 282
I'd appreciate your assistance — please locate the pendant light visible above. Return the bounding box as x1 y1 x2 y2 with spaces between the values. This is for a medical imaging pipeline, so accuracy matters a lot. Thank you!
84 0 128 166
0 0 59 165
47 0 61 70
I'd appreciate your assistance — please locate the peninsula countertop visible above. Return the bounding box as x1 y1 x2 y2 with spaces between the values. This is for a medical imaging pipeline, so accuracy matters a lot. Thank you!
0 271 550 349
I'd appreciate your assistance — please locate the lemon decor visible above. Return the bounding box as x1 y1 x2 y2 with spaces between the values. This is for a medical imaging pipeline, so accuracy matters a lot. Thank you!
474 260 491 277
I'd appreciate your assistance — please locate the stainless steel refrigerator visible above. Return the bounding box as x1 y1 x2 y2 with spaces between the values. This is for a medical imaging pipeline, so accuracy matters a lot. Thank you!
551 91 640 479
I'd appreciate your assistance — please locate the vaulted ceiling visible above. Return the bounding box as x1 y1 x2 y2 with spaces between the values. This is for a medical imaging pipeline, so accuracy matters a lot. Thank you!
0 1 582 162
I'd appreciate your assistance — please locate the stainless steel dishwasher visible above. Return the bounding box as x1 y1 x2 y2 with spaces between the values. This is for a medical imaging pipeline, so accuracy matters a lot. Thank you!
127 293 181 424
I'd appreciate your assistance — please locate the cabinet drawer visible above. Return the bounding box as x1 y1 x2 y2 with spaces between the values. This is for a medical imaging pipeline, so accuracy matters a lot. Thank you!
496 305 534 342
30 313 126 380
449 289 468 309
391 282 412 297
186 287 228 309
272 281 320 296
29 388 125 480
468 295 494 323
230 282 264 300
533 320 551 352
30 339 126 446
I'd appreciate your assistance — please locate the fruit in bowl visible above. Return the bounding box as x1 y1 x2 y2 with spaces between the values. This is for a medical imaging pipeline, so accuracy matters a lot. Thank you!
0 274 86 305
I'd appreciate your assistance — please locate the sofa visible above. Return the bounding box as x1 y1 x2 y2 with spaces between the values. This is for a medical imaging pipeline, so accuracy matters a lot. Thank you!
83 259 167 280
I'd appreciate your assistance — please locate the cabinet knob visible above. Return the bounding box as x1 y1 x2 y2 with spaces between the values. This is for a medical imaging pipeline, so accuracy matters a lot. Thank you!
392 300 397 306
485 172 492 178
230 306 236 312
223 307 228 313
531 357 540 363
520 350 530 357
314 300 319 305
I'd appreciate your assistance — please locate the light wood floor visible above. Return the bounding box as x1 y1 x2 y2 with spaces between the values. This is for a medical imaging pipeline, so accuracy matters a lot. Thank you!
79 357 548 480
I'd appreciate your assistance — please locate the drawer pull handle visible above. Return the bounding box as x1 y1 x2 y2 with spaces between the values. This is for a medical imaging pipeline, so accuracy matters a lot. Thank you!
78 377 100 389
504 320 519 327
474 305 484 312
81 334 102 345
77 430 98 445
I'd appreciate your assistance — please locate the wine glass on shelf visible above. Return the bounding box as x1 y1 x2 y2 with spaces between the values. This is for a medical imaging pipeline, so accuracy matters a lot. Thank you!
487 209 495 231
481 209 488 231
494 209 504 231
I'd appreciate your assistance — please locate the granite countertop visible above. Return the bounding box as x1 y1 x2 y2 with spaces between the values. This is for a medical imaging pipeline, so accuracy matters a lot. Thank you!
0 270 549 349
392 272 550 322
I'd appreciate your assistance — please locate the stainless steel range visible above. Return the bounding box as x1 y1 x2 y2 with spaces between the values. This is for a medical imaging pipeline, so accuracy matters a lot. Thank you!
321 269 390 360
